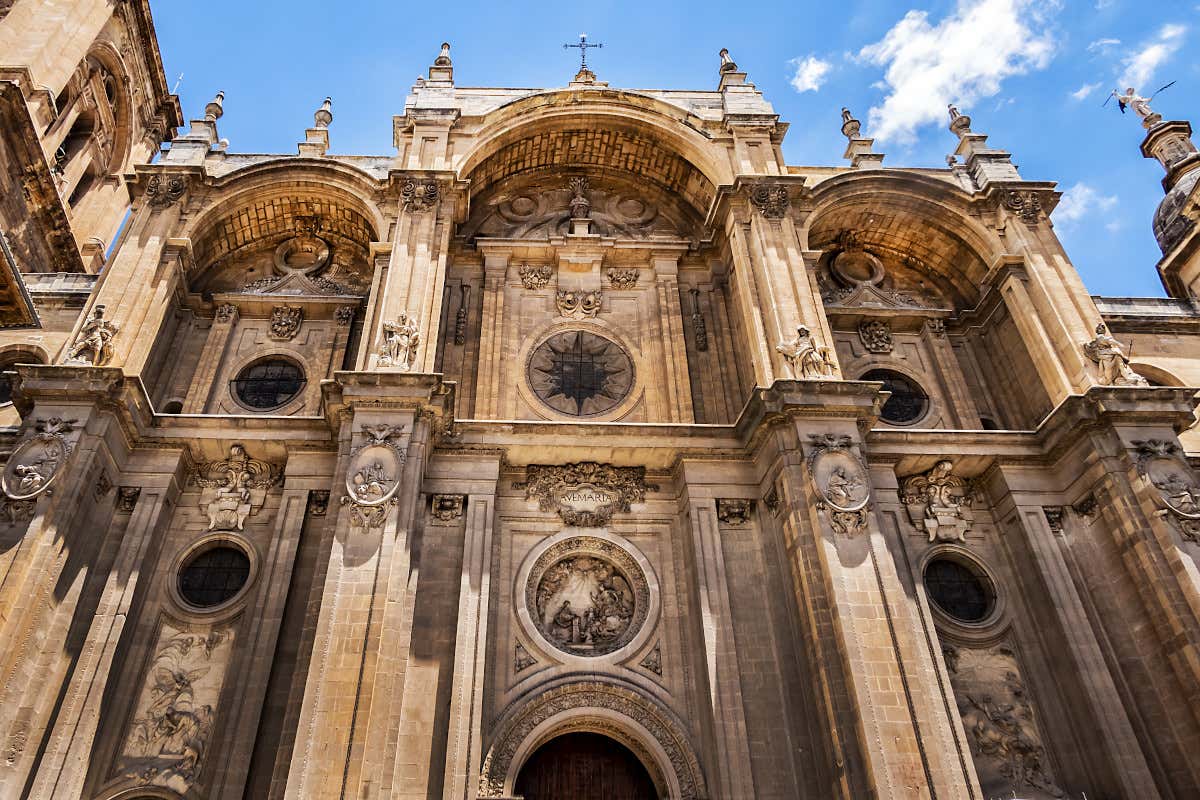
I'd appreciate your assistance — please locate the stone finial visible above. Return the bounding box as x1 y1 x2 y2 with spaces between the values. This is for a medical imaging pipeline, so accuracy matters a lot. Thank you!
840 107 884 169
840 108 861 139
719 48 738 74
204 90 224 123
434 42 452 66
428 41 454 82
314 96 332 129
947 103 971 137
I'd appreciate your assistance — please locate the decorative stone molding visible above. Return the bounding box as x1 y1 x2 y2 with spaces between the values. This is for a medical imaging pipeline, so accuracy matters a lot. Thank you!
430 493 465 522
777 325 835 379
900 460 975 543
858 318 893 353
377 313 420 370
925 318 947 338
65 304 119 366
516 462 652 527
143 173 187 208
763 485 780 515
1132 439 1200 540
807 433 871 537
514 642 537 673
269 305 303 341
518 264 553 290
401 177 439 213
942 641 1065 799
341 424 407 530
639 644 663 676
607 269 639 289
308 490 330 516
116 486 141 513
1083 323 1149 387
335 305 355 326
479 680 705 799
555 288 602 319
688 288 708 352
1001 188 1045 225
1042 506 1065 535
749 183 790 219
454 284 470 345
190 444 283 531
2 417 75 501
215 303 237 323
716 498 753 526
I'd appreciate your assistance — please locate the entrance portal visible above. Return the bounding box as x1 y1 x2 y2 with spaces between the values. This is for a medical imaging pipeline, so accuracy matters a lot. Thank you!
513 732 658 800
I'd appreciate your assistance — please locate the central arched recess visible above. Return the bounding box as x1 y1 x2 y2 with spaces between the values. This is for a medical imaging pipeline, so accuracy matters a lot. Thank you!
514 732 658 800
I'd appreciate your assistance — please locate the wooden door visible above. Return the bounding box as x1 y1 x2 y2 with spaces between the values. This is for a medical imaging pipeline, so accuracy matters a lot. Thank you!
513 732 658 800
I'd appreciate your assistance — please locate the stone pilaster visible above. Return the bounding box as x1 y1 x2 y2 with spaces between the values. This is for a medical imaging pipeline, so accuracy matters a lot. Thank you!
652 252 694 423
184 302 238 413
475 251 509 419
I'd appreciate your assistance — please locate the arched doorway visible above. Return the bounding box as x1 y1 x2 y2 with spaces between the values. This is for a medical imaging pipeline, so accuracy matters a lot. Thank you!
514 732 658 800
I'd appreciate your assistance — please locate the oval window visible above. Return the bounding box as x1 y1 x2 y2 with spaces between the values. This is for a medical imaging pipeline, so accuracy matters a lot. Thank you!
924 557 994 623
231 358 305 410
178 545 251 608
861 368 929 424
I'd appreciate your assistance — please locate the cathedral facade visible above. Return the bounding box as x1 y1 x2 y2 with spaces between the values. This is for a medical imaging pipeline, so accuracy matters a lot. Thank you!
3 3 1200 799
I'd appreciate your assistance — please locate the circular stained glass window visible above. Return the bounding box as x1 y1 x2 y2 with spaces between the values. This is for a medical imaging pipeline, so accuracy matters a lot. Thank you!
232 358 305 410
178 545 250 608
861 368 928 425
924 558 994 623
528 331 633 417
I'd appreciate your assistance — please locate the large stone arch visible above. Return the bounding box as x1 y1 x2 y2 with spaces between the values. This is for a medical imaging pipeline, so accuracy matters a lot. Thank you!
479 678 707 799
803 171 1005 309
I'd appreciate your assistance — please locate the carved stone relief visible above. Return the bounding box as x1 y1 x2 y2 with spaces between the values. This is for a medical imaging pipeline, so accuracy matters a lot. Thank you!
514 642 537 673
517 462 652 527
777 325 835 379
335 305 355 327
143 173 187 208
1132 439 1200 539
65 304 119 366
716 498 752 526
116 625 234 794
518 264 553 290
942 641 1065 799
858 319 893 353
1002 189 1046 225
607 269 639 289
0 496 34 525
1 417 75 502
1083 324 1149 387
688 288 708 351
749 183 790 219
640 644 663 676
430 493 465 523
454 285 470 345
401 178 439 213
308 490 329 517
808 433 871 536
555 289 602 319
377 313 420 370
525 536 649 657
190 444 282 531
900 460 975 542
215 303 237 323
269 305 303 341
341 424 407 530
465 183 686 241
117 487 141 513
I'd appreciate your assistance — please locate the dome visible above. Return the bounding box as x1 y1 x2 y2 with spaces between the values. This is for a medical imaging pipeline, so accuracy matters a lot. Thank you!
1154 167 1200 254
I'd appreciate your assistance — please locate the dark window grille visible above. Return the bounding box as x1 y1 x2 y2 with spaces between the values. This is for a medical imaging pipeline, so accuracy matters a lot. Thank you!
528 331 633 416
178 546 250 608
231 359 305 410
861 368 928 424
924 558 993 622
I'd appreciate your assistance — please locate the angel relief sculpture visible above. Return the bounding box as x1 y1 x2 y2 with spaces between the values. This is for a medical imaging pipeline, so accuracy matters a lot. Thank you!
351 461 393 502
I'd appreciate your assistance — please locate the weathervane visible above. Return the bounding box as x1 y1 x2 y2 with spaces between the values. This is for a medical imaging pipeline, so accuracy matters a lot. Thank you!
564 33 603 72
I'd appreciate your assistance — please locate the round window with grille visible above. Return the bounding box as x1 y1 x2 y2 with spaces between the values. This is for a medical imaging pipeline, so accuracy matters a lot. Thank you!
923 557 994 623
527 331 634 417
861 368 929 425
231 358 305 410
178 545 251 609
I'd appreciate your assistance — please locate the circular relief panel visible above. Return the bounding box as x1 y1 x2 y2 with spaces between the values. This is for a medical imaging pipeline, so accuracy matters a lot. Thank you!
861 368 929 425
527 330 634 417
525 535 650 657
178 544 251 609
273 235 330 275
923 556 995 623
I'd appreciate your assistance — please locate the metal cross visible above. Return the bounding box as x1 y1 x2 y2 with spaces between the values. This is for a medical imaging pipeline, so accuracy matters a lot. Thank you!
564 33 603 71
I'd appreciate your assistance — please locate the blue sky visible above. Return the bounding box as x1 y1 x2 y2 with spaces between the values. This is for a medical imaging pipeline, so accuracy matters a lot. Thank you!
152 0 1198 298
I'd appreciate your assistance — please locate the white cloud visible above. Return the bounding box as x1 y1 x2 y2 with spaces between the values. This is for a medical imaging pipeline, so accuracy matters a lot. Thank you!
788 55 832 93
1087 37 1121 53
1118 24 1187 89
1071 81 1101 101
857 0 1056 143
1054 183 1119 229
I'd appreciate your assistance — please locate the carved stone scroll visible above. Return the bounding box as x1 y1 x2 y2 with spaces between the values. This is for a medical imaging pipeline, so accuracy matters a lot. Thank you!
517 462 652 527
555 289 602 319
749 183 790 219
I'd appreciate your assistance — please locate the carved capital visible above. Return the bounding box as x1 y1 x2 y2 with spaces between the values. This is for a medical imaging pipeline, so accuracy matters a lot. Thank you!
430 493 465 523
716 498 753 525
400 177 439 213
143 173 189 209
749 182 790 219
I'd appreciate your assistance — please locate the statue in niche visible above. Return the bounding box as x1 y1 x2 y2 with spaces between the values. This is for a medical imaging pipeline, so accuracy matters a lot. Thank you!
1083 323 1148 387
777 325 835 379
66 304 119 366
378 313 420 370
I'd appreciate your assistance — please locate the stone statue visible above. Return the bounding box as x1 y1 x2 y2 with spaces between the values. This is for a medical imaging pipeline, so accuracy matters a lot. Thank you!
67 304 119 366
826 467 863 508
777 325 835 379
378 313 420 370
1083 323 1148 387
1112 87 1162 127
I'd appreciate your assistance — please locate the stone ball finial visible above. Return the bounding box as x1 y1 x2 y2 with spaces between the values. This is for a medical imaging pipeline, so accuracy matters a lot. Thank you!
947 103 972 137
314 96 333 128
204 90 224 122
840 107 861 139
719 48 738 73
435 42 452 67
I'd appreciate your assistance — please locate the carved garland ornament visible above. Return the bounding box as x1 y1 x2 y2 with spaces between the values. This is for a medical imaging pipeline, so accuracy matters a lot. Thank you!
340 424 407 529
807 433 871 536
519 264 553 290
1 417 76 502
269 305 303 341
1132 439 1200 540
478 681 705 799
517 462 652 527
190 444 283 531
